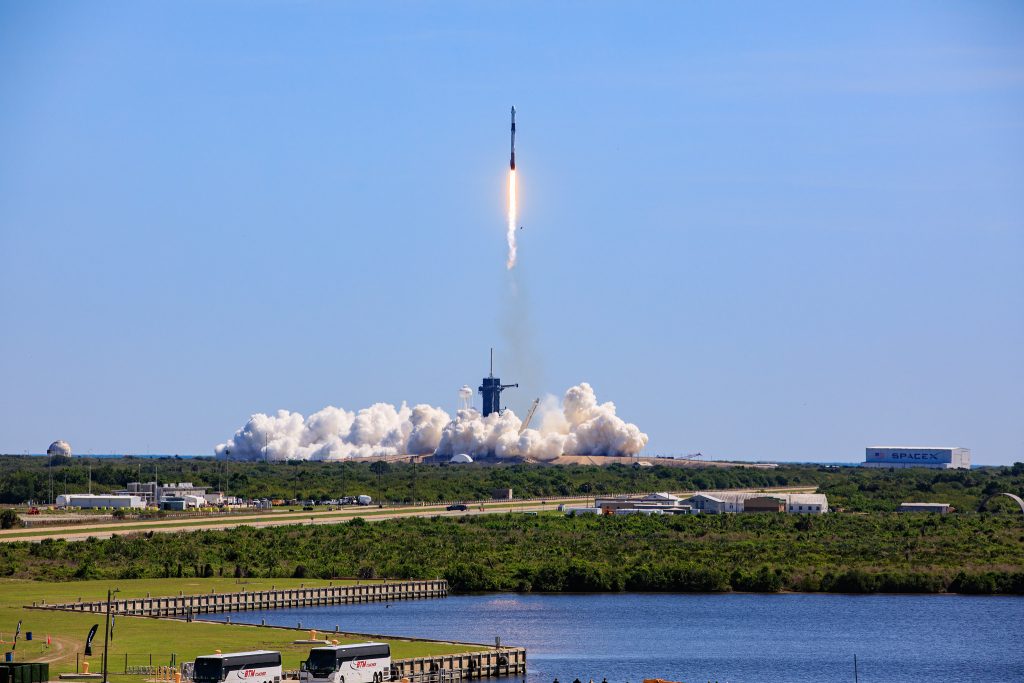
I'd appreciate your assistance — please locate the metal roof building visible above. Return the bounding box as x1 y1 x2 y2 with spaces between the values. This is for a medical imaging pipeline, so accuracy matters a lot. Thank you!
684 491 828 514
898 502 952 514
55 494 146 509
862 447 970 470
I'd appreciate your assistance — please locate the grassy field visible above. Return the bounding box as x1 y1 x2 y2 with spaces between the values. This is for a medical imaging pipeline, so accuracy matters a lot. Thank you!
0 577 484 681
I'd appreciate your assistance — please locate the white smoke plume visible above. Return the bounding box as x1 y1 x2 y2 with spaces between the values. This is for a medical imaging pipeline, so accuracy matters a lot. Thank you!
506 170 518 269
216 383 647 461
436 382 648 460
215 402 451 461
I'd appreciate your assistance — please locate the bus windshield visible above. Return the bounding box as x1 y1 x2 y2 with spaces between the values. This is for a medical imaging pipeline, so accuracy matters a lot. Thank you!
193 659 224 683
306 651 338 674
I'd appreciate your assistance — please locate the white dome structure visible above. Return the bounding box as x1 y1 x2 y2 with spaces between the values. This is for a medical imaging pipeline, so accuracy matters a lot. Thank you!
449 453 473 464
47 440 72 457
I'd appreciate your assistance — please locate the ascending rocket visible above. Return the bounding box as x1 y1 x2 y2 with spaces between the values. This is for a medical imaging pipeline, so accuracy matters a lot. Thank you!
510 106 516 170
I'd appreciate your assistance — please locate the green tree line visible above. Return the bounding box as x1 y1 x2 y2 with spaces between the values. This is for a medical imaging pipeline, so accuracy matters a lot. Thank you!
1 512 1021 594
2 455 1022 512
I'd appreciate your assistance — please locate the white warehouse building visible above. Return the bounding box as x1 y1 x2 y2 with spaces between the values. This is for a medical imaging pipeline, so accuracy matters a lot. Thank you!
56 494 146 509
862 447 970 470
684 492 829 514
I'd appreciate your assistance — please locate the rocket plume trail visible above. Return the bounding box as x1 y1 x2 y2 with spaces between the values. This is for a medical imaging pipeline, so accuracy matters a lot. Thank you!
506 169 518 269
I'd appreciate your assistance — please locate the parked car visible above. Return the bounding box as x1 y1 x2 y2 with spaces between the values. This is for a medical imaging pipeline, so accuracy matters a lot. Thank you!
447 504 469 511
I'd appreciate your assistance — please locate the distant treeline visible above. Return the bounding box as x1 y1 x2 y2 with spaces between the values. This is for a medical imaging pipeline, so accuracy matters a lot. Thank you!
1 513 1022 595
1 455 1023 513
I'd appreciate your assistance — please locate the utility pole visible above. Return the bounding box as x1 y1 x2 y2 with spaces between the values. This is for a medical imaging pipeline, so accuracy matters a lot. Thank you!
102 588 119 683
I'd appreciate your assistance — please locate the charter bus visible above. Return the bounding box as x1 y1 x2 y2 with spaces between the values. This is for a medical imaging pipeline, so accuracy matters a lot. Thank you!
192 650 283 683
300 643 392 683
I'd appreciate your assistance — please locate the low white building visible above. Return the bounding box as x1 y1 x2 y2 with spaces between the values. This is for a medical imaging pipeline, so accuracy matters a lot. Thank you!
683 491 829 514
594 492 693 515
116 481 223 506
686 493 741 514
562 507 602 516
898 502 952 514
56 494 146 509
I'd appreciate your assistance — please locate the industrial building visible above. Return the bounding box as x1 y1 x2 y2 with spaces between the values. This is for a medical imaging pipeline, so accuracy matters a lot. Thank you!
862 447 970 470
582 491 828 515
55 494 146 509
742 496 787 513
115 481 223 507
898 502 952 514
594 492 693 515
684 492 829 514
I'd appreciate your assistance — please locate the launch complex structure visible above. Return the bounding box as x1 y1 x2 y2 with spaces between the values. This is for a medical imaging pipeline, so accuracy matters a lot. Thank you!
478 348 517 417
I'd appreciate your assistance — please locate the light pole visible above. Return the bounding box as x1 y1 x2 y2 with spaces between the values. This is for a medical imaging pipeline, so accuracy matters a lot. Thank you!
102 587 119 683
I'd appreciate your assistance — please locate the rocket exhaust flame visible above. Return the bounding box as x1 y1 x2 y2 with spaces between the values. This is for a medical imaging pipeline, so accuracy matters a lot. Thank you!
506 169 517 269
506 106 518 270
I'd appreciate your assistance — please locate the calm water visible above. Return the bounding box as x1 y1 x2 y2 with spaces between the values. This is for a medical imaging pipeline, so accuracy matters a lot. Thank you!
208 593 1024 683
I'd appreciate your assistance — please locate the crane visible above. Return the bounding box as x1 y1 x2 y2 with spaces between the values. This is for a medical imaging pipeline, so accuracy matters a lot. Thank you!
519 398 541 434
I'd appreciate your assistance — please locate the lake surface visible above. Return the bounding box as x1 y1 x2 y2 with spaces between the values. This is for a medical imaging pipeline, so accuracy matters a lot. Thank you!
208 592 1024 683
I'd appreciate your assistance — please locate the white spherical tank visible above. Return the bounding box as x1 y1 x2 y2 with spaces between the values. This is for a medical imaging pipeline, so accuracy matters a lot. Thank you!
47 440 72 457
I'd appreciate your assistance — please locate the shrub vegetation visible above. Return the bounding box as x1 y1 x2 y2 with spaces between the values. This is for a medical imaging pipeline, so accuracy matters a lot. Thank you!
3 455 1022 513
1 511 1021 594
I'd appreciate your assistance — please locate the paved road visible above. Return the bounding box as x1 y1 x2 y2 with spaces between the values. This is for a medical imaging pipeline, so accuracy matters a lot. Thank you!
0 487 817 543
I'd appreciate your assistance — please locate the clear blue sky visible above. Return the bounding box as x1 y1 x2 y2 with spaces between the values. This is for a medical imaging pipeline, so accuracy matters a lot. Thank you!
1 2 1022 464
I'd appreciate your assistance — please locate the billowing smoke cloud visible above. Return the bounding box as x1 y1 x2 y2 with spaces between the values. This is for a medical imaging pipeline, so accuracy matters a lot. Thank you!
216 383 647 461
215 403 451 461
435 382 648 461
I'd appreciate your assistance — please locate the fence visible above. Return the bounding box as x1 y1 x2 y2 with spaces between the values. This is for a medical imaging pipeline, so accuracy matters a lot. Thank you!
122 654 179 674
72 652 177 674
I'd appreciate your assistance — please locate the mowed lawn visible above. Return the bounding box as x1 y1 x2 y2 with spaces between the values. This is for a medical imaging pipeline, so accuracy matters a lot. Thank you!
0 578 484 682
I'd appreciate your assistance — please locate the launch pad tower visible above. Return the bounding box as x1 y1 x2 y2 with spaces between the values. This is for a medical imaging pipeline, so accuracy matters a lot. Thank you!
479 348 517 417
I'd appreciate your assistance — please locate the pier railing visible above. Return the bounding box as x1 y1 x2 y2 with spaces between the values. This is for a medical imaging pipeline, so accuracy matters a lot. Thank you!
34 580 448 617
391 648 527 681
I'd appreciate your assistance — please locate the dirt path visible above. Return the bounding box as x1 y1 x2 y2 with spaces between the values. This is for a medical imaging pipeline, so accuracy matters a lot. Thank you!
33 634 81 664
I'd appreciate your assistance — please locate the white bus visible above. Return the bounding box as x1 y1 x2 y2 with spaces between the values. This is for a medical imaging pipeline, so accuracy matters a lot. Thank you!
192 651 282 683
300 643 391 683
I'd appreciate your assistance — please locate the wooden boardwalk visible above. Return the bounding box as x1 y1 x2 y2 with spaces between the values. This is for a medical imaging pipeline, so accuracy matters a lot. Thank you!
34 580 448 617
392 648 527 681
